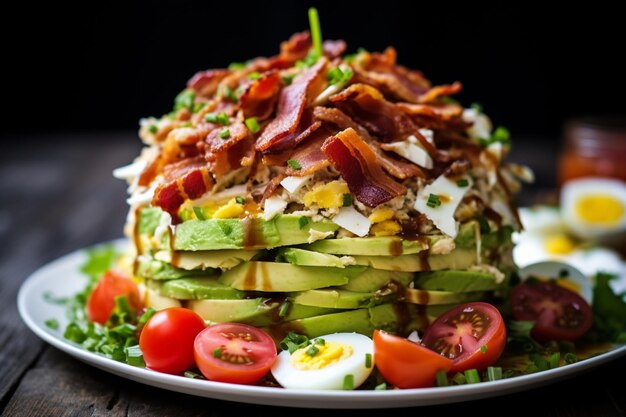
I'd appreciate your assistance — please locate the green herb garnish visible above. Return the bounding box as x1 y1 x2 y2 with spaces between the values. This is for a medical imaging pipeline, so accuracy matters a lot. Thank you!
343 374 354 390
193 207 206 220
327 66 353 86
464 369 481 384
306 345 319 357
244 117 260 133
456 178 469 187
235 196 245 205
435 369 449 386
148 124 158 134
280 332 310 354
365 353 372 368
44 318 59 330
219 129 231 139
287 159 302 170
213 347 222 358
248 71 261 80
308 7 323 60
342 194 353 207
278 301 290 318
173 89 196 112
426 193 442 208
487 366 502 381
298 216 310 229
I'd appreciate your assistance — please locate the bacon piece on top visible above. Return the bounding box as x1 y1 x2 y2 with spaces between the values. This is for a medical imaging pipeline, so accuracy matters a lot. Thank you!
187 69 231 97
322 128 406 207
239 71 281 120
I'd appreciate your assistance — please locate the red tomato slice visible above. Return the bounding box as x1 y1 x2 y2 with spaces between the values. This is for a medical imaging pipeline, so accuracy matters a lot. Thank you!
510 282 593 342
86 270 141 325
139 307 206 374
373 330 453 388
194 323 277 385
421 302 506 372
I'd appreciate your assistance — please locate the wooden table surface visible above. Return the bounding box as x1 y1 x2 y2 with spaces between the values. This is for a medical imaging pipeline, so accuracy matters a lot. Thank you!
1 132 624 416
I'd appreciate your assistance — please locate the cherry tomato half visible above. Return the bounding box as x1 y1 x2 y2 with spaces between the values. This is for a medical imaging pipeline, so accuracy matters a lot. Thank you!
422 302 506 372
86 270 141 325
139 307 206 374
373 330 453 388
510 282 593 342
194 323 277 385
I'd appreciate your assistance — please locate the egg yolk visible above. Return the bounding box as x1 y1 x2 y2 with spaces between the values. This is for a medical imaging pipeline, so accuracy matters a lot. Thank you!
370 220 402 236
575 194 624 225
544 234 576 255
290 342 353 370
213 198 245 218
369 208 395 223
303 181 350 209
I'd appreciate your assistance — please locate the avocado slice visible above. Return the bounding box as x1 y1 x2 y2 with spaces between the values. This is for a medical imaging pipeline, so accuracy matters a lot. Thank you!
188 298 337 326
154 249 259 270
142 286 182 310
147 278 245 300
414 270 502 292
340 268 413 292
218 261 366 292
301 236 429 255
291 289 378 309
136 257 217 280
277 248 351 268
403 288 485 305
455 221 514 249
351 248 476 272
173 215 338 251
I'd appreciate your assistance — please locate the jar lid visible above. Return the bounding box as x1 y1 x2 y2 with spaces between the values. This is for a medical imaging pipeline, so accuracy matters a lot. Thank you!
565 116 626 153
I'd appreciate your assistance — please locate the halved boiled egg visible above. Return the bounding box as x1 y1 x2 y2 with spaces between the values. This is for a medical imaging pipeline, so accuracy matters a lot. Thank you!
271 333 374 390
518 261 592 303
561 178 626 241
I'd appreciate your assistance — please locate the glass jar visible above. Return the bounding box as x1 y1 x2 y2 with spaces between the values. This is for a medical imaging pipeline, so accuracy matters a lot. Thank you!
559 117 626 185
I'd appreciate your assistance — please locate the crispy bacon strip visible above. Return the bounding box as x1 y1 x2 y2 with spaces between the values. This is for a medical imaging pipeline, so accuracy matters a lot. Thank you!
285 125 335 176
205 121 249 153
396 102 463 120
239 71 281 120
322 128 406 207
417 82 462 104
330 84 437 155
256 58 327 152
279 31 312 62
323 39 347 58
313 106 423 179
187 69 230 97
152 157 214 223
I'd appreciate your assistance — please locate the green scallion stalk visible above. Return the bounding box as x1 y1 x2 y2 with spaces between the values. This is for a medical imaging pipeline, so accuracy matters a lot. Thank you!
487 366 502 381
365 353 372 368
308 8 323 59
245 117 261 133
343 374 354 390
435 370 449 386
193 207 206 220
278 301 290 318
374 382 387 390
464 369 481 384
306 345 319 357
548 352 561 369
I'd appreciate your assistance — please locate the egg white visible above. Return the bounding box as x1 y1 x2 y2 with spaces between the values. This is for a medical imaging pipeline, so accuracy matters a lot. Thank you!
271 333 374 390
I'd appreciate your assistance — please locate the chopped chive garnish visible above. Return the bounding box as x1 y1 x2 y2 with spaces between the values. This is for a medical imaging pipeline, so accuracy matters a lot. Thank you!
564 353 578 364
235 196 245 205
314 338 325 346
435 370 449 386
456 178 469 187
245 117 260 133
365 353 372 368
125 345 145 367
477 216 491 234
44 318 59 330
464 369 481 384
193 207 206 220
174 89 196 112
193 102 206 113
451 372 466 385
223 86 239 103
426 193 442 208
213 347 222 358
148 124 158 134
374 382 387 390
308 7 323 60
306 345 319 357
281 74 296 85
184 371 206 379
219 129 231 139
228 62 246 71
342 374 354 390
298 216 310 229
487 366 502 381
287 159 302 170
548 352 560 368
248 71 261 80
327 66 354 85
342 194 353 207
480 345 488 354
278 300 290 318
471 102 483 113
216 112 229 126
205 113 218 123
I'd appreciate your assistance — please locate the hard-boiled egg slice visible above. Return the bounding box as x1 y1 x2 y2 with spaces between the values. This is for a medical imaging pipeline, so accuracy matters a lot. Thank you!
332 206 371 237
271 333 374 390
414 173 473 238
518 261 592 303
264 195 288 220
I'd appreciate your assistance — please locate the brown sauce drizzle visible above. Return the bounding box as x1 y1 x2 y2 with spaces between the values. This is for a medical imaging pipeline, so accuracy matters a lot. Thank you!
243 262 258 290
132 207 142 275
242 216 266 249
260 262 272 291
389 239 403 256
168 226 180 267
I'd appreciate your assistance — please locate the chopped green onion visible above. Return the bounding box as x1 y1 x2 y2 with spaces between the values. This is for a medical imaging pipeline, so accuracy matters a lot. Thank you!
219 129 231 139
456 178 469 187
471 102 483 113
174 89 196 112
298 216 310 229
184 371 206 379
342 194 353 207
314 338 325 346
44 318 59 330
193 102 206 113
374 382 387 390
279 332 309 354
193 207 206 220
464 369 481 384
216 112 229 126
281 74 296 85
125 345 145 367
342 374 354 390
435 370 449 386
245 117 260 133
487 366 502 381
287 159 302 170
327 66 354 86
451 372 467 385
365 353 372 368
493 126 511 143
308 7 323 60
138 308 156 326
480 345 488 354
205 113 218 123
477 216 491 234
148 124 158 134
278 301 290 318
426 193 442 208
306 345 319 357
248 71 261 80
228 62 246 71
564 353 578 364
223 86 239 103
213 347 222 358
548 352 561 369
235 196 245 205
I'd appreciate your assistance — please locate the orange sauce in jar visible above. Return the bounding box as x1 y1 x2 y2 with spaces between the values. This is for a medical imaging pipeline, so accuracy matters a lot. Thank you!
559 117 626 185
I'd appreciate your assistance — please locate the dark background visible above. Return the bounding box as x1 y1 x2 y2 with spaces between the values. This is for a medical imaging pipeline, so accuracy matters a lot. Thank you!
5 1 626 139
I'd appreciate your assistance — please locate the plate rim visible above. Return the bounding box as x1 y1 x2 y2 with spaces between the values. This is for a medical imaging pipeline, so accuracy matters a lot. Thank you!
17 239 626 409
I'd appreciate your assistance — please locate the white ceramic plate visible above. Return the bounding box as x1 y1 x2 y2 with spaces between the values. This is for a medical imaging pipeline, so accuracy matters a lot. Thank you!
18 240 626 409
